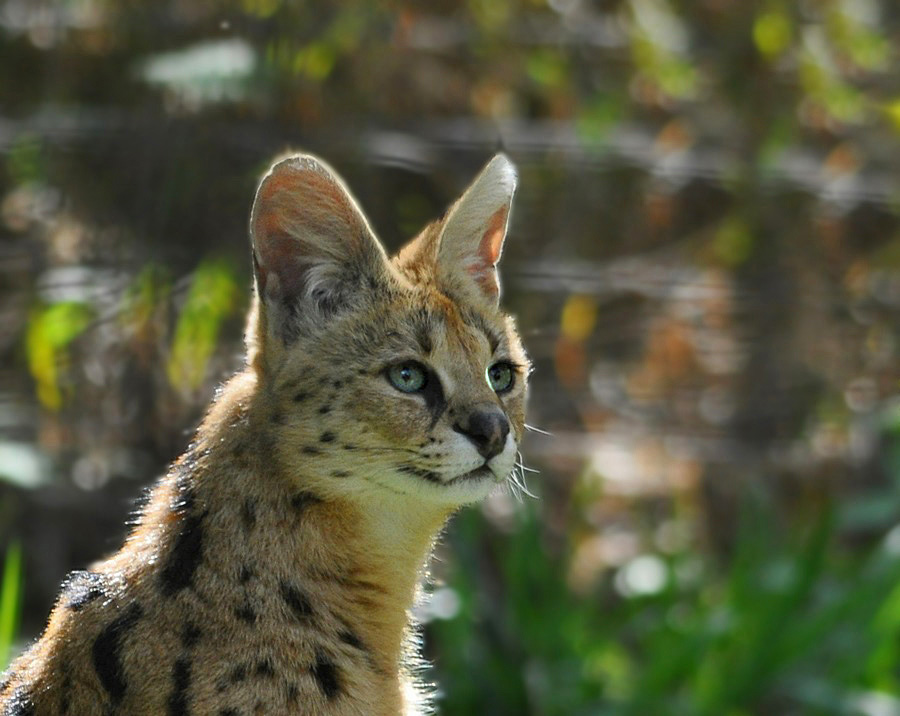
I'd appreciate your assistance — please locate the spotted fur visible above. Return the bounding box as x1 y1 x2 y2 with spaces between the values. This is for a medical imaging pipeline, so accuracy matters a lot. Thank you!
0 153 529 715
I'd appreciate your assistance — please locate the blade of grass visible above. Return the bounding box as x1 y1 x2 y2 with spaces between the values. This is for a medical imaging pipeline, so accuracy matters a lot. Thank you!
0 541 23 669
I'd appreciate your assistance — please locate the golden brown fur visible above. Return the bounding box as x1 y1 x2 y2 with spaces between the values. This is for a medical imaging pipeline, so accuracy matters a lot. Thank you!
0 153 528 715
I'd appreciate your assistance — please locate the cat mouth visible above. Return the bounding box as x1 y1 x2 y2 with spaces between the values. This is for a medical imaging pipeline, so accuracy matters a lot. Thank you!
446 465 500 485
398 464 500 486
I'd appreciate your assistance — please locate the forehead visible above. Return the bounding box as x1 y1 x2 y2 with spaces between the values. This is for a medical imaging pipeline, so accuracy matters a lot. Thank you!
404 291 506 357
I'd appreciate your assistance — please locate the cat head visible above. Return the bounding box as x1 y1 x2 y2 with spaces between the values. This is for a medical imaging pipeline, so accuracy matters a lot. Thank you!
246 153 529 507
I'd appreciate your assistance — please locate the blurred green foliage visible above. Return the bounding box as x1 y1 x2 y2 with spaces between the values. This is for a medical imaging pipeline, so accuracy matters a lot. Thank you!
25 302 93 411
431 501 900 715
0 543 22 670
167 258 240 393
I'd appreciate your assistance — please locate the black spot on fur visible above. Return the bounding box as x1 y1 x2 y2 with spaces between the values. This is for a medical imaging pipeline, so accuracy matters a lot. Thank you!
181 622 202 648
301 446 321 455
318 405 331 415
311 649 341 700
271 409 285 425
293 391 309 402
167 657 191 716
319 431 335 443
218 710 239 716
239 564 254 584
290 492 322 513
331 470 351 478
60 672 72 714
332 380 342 389
280 580 313 620
241 499 257 532
234 603 257 625
160 511 206 597
5 686 35 716
255 658 275 678
339 629 365 651
231 664 248 682
61 570 106 611
286 683 300 703
92 602 143 703
216 664 247 693
342 444 356 451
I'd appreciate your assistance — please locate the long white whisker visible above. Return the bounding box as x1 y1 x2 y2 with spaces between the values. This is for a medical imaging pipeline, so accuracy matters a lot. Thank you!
506 463 537 500
524 423 552 436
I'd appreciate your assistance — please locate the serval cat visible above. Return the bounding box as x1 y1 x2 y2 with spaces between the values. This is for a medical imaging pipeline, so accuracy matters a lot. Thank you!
1 152 529 715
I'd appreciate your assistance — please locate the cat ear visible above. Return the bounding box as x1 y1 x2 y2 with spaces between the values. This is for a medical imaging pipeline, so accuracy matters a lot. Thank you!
436 154 517 305
250 154 390 343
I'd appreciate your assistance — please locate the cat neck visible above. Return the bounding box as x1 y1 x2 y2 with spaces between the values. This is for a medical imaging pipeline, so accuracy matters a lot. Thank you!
181 371 453 676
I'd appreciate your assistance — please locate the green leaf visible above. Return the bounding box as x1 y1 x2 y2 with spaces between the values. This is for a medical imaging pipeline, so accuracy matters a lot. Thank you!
25 302 93 411
167 258 239 393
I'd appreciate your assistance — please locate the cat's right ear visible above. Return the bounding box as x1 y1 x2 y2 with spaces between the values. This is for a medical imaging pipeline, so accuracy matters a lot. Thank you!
248 154 391 353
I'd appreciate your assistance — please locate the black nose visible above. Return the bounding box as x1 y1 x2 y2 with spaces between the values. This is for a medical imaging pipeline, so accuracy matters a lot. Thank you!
453 409 510 461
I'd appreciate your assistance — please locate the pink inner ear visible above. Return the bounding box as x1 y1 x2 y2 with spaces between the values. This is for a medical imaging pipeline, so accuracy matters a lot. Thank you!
468 206 508 296
254 232 309 299
252 165 361 301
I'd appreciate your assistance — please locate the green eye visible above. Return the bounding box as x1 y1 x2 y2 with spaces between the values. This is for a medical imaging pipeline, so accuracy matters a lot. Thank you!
487 362 515 393
387 362 428 393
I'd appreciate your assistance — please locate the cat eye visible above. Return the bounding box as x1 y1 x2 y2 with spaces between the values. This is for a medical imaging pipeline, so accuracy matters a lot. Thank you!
487 362 515 393
387 361 428 393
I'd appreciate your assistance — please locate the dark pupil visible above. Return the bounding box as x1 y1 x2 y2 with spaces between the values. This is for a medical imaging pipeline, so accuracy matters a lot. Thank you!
401 367 413 382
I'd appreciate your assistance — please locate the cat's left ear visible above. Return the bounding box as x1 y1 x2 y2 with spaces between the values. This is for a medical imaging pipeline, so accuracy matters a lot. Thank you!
436 154 517 305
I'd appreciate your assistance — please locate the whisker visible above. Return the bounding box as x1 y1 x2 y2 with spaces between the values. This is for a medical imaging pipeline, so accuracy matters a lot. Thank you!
506 465 537 500
515 462 540 474
506 480 522 501
524 423 552 436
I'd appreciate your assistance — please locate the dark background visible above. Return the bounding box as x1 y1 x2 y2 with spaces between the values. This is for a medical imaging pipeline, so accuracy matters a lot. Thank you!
3 1 900 713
